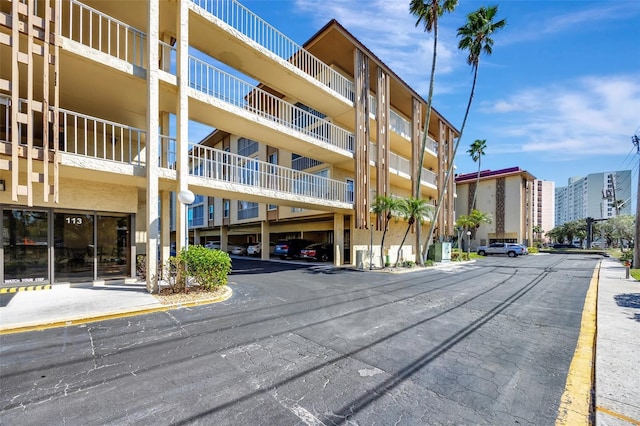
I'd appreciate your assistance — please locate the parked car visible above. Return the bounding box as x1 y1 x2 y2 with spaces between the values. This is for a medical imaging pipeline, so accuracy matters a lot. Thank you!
516 244 529 255
273 239 313 259
247 242 275 256
204 241 220 250
301 243 333 262
476 242 524 257
229 243 250 256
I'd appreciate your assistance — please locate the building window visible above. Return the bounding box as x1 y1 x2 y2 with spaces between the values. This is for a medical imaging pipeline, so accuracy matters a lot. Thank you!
346 178 354 203
191 205 204 227
238 201 259 220
209 204 214 221
238 137 259 157
223 200 230 218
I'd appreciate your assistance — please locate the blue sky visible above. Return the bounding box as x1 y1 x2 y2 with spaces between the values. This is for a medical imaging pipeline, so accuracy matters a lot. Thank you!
198 0 640 199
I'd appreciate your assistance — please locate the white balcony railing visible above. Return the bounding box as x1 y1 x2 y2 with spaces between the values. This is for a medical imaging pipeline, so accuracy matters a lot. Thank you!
61 0 146 68
57 108 145 165
185 143 351 204
421 167 437 186
190 0 354 102
189 56 355 153
0 95 145 165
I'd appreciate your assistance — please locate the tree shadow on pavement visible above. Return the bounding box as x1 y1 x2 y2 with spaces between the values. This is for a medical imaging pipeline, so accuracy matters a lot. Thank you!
614 293 640 322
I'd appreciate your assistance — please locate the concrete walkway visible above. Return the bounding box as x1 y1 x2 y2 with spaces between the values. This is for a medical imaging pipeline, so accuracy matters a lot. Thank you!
595 259 640 425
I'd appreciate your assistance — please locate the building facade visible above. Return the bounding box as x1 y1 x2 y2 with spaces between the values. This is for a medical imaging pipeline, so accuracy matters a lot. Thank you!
455 167 536 247
531 179 555 242
554 170 632 226
1 1 458 291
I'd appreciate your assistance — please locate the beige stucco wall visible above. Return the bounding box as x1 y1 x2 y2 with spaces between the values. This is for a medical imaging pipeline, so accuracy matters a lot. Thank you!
0 172 138 213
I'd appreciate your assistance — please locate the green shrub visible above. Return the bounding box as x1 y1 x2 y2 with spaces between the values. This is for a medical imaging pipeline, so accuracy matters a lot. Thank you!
425 259 434 267
402 260 415 268
620 250 634 263
528 246 539 254
179 245 232 290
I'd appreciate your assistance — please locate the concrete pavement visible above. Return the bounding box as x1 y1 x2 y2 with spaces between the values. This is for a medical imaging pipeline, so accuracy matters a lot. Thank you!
594 259 640 426
0 257 638 425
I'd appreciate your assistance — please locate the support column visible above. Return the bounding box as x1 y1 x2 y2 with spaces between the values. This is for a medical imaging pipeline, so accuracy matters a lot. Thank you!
161 190 170 264
354 49 370 229
176 0 190 252
145 0 160 293
333 214 344 266
220 226 229 253
261 221 270 260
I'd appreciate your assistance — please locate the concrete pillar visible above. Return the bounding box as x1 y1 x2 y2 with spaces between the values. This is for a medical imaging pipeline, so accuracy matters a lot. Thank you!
261 221 270 260
145 0 160 293
220 226 229 253
176 0 190 253
334 214 344 266
160 190 171 263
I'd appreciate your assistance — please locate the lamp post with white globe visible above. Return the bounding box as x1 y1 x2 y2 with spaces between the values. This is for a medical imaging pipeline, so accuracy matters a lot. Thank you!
466 230 472 257
177 189 195 249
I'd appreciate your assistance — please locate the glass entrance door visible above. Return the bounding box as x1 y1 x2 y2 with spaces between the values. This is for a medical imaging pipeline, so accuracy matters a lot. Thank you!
97 215 130 279
54 213 95 283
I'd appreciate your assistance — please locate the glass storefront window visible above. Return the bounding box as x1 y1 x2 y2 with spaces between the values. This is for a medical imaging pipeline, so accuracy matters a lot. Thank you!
2 210 49 284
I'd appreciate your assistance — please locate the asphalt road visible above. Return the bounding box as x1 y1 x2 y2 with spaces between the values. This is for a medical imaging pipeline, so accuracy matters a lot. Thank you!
0 254 599 425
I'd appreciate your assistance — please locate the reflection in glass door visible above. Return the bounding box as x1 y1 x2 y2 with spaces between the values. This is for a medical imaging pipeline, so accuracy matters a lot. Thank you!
97 215 130 279
2 210 49 284
54 213 94 283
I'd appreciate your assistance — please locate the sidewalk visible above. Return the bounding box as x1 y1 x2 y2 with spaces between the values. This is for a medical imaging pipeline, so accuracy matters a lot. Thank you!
0 282 166 333
0 258 638 425
595 259 640 426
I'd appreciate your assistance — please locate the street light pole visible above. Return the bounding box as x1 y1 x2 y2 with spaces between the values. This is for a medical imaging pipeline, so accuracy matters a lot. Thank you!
466 230 472 258
177 189 195 250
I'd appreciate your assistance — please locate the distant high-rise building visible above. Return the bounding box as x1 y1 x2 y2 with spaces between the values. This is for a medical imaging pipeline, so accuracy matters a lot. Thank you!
532 180 555 241
555 170 632 226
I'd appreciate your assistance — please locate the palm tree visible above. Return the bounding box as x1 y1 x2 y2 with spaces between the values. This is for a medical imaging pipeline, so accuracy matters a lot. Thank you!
395 197 433 267
371 195 400 267
422 5 506 263
409 0 458 266
532 224 543 243
467 139 486 211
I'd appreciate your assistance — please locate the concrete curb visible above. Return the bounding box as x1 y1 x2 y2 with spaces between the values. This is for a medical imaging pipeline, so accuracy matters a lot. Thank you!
0 286 233 335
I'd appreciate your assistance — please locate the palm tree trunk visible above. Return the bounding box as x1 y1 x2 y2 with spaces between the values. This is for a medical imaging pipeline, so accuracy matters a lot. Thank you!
415 18 439 267
380 215 391 267
471 155 481 211
395 224 413 267
421 66 479 263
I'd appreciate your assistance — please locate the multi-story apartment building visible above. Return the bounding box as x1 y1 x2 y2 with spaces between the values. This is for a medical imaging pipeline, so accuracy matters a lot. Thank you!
531 179 555 242
0 1 458 292
455 167 536 247
554 170 632 226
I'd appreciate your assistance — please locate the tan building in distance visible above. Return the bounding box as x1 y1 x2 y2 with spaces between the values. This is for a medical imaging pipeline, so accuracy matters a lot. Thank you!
532 179 555 243
1 1 458 291
455 167 535 247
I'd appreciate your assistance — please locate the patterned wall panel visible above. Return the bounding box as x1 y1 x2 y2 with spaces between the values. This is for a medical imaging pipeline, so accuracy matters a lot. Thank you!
496 178 505 235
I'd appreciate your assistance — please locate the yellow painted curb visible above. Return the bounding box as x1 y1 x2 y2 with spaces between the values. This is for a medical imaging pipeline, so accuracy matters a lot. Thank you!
0 284 52 293
0 286 232 335
556 262 599 425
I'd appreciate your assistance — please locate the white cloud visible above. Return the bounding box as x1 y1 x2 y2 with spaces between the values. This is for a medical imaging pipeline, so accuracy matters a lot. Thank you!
292 0 461 98
483 75 640 157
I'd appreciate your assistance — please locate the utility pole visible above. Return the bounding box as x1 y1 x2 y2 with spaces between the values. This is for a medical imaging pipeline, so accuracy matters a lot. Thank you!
632 134 640 268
